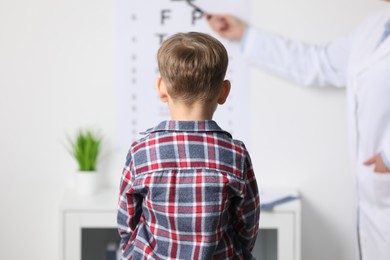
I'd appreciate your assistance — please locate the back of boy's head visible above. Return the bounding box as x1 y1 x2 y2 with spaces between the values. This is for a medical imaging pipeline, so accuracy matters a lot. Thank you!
157 32 228 104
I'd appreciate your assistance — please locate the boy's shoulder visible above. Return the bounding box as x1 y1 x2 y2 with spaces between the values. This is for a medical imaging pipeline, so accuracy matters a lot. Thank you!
129 120 249 154
127 120 253 180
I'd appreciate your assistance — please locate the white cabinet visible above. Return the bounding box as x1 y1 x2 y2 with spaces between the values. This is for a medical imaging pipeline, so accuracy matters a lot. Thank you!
60 189 118 260
60 188 301 260
253 196 301 260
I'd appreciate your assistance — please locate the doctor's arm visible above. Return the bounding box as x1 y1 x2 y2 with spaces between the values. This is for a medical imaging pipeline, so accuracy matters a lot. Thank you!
207 14 351 88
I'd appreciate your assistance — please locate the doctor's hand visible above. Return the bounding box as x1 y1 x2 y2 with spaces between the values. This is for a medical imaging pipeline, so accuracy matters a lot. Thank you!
364 154 390 173
206 14 247 41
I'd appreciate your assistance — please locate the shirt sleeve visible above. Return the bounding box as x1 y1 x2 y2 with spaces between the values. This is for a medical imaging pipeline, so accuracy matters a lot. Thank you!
117 150 143 252
233 153 260 254
240 26 352 88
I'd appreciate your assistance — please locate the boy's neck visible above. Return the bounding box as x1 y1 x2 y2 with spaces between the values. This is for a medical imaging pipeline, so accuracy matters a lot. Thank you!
168 100 217 121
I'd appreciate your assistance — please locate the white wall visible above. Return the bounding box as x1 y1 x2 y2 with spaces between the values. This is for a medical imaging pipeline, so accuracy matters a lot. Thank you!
0 0 387 259
0 0 116 258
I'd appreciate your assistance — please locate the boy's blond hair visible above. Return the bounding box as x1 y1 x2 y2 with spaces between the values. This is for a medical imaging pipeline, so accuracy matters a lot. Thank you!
157 32 228 103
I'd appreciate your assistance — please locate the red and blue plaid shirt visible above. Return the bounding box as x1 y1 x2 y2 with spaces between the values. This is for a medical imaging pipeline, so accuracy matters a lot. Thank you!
117 120 260 259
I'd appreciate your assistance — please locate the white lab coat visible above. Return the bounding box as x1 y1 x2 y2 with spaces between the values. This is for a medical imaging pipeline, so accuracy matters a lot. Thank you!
241 7 390 260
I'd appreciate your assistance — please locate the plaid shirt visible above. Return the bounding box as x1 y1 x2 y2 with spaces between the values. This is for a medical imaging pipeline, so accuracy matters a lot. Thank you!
117 120 260 259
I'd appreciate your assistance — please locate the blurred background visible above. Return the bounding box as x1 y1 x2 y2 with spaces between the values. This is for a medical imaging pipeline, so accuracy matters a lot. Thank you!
0 0 387 259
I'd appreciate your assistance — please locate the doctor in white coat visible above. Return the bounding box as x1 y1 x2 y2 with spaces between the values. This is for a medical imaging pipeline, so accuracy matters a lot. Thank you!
207 4 390 260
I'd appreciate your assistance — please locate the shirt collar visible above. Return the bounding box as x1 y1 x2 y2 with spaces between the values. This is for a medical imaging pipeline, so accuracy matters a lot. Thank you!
142 120 232 137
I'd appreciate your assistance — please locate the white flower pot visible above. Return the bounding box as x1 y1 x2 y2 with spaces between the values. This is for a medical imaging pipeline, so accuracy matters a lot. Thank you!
75 170 101 196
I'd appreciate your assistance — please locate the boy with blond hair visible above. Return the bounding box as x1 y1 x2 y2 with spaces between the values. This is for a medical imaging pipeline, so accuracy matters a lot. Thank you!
117 32 260 259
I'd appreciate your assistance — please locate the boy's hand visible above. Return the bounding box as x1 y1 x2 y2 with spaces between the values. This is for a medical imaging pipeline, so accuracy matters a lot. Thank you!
206 14 247 41
364 154 390 173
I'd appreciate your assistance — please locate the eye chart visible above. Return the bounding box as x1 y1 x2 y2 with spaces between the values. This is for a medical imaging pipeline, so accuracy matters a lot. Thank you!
116 0 251 148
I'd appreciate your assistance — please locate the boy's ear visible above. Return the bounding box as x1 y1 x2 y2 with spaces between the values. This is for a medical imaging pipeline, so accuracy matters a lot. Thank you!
217 80 231 105
156 77 168 103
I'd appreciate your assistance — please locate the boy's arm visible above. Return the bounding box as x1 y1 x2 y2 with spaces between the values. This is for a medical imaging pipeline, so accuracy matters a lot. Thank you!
117 151 142 252
234 155 260 253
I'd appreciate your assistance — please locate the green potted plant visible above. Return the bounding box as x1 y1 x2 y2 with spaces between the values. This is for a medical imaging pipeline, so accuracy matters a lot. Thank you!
67 129 102 195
